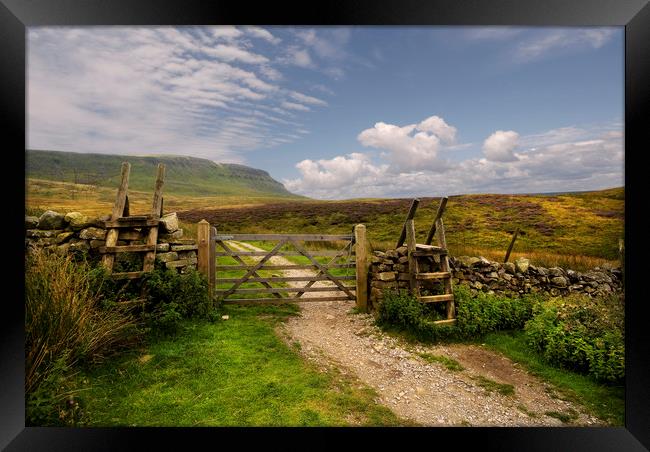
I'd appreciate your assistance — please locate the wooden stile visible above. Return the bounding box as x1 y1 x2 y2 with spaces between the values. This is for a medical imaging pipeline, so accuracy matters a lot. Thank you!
354 224 368 312
396 199 420 248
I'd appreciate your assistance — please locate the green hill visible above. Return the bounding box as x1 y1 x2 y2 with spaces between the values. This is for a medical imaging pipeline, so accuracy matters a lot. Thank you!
26 149 302 199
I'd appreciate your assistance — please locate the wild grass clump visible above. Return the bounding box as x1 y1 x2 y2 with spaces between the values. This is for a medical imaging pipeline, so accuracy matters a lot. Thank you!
525 293 624 383
25 248 139 425
375 285 539 342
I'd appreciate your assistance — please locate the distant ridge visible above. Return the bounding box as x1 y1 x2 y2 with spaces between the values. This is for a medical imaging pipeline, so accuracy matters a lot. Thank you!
26 149 303 199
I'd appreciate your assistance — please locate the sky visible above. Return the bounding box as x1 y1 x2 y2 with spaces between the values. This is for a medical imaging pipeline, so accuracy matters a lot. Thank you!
27 26 624 199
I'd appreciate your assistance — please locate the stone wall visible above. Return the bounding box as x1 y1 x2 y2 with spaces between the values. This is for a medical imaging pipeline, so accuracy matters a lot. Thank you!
368 246 623 310
25 210 198 272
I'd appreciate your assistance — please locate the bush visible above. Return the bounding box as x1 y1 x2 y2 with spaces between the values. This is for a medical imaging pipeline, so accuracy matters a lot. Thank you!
525 293 624 382
376 285 540 342
25 248 138 425
140 264 213 334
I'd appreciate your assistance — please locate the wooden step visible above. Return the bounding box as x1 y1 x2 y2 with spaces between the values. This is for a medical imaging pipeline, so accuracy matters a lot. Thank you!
111 271 147 280
117 215 153 221
413 249 448 256
418 294 455 303
416 272 451 280
105 218 160 228
99 245 156 254
433 319 457 326
415 244 445 251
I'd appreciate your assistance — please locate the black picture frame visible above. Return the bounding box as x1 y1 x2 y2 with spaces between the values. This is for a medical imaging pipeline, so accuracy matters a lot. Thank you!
2 0 648 450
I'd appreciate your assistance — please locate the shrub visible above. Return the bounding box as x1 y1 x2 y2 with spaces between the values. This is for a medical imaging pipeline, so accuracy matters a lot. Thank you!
525 293 624 382
25 248 138 425
140 264 213 334
376 285 539 342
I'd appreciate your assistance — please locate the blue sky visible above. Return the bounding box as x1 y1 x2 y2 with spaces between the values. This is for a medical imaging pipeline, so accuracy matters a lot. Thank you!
27 26 623 199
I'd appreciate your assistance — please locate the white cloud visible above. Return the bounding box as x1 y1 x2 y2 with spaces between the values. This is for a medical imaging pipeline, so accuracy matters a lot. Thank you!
281 101 310 112
289 91 327 106
515 28 616 62
417 116 457 144
286 121 623 199
281 46 314 68
357 115 459 172
242 26 281 44
464 27 524 40
202 44 269 64
27 26 324 162
482 130 520 162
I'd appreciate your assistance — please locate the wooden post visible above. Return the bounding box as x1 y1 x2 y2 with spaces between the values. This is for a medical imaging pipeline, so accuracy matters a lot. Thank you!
504 227 520 263
101 162 130 271
210 226 217 303
354 224 368 312
142 163 165 272
436 218 454 319
425 196 448 245
197 220 211 296
396 198 420 248
405 219 417 296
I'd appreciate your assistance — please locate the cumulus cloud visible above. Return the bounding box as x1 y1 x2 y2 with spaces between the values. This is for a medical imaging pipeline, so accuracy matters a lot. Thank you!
357 115 458 172
286 121 623 199
482 130 520 162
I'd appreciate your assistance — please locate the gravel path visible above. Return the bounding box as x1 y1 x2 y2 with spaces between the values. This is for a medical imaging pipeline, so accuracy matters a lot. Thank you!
229 241 604 427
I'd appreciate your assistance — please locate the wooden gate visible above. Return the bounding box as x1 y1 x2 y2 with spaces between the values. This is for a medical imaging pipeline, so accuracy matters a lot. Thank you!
196 222 369 310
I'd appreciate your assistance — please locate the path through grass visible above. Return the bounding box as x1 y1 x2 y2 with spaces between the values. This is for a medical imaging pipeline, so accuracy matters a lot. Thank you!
73 304 409 426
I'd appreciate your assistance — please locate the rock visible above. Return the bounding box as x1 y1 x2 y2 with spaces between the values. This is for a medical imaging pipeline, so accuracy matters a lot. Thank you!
551 276 568 287
221 315 229 320
537 267 548 276
377 272 396 281
89 240 106 249
385 249 399 259
514 257 530 273
471 281 483 290
89 216 110 228
69 240 90 253
159 212 179 233
503 262 516 274
458 256 481 267
156 243 170 252
549 267 564 277
378 264 392 272
56 231 75 244
64 212 91 229
487 272 499 279
55 243 70 256
396 246 408 256
374 251 386 258
158 229 183 242
156 252 179 263
477 256 491 266
25 216 39 229
38 210 66 230
398 255 409 264
26 229 63 238
79 227 107 240
170 244 198 251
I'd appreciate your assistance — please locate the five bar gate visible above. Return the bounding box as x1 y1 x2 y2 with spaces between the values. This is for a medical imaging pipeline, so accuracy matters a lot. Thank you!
196 222 369 311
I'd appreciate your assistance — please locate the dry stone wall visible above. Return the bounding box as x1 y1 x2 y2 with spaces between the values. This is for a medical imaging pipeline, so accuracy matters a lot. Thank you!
368 246 623 310
25 210 198 272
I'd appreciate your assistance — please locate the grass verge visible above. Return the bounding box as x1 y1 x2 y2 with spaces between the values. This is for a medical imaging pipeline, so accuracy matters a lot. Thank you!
72 304 410 426
417 352 464 371
481 330 624 425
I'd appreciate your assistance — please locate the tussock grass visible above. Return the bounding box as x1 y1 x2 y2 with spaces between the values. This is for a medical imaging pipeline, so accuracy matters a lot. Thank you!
417 352 464 371
25 249 139 424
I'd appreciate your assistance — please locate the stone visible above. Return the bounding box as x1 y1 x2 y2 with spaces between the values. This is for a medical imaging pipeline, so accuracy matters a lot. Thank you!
155 243 170 252
398 256 409 264
179 251 197 260
56 231 75 244
550 276 568 287
25 216 39 229
471 281 483 290
397 272 410 281
487 272 499 279
156 252 179 263
69 240 90 253
457 256 481 267
64 212 91 229
55 243 70 256
377 272 396 281
537 267 548 276
502 273 513 282
370 256 382 264
170 244 198 251
79 227 107 240
38 210 66 230
158 229 184 242
89 240 106 249
478 257 491 266
90 216 110 228
503 262 516 274
549 267 564 277
26 229 63 238
373 251 386 258
385 250 399 259
378 264 392 272
396 246 408 256
159 212 179 233
514 257 530 273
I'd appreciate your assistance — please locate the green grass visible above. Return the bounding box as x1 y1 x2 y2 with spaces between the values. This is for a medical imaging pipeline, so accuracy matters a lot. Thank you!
544 409 579 424
472 375 515 396
417 352 464 371
481 330 624 425
72 304 411 426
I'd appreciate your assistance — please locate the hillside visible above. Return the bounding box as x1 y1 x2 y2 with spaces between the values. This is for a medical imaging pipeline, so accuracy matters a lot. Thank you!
26 149 301 199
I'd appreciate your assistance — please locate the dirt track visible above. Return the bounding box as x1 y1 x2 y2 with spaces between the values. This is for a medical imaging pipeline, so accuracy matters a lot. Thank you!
229 241 603 427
